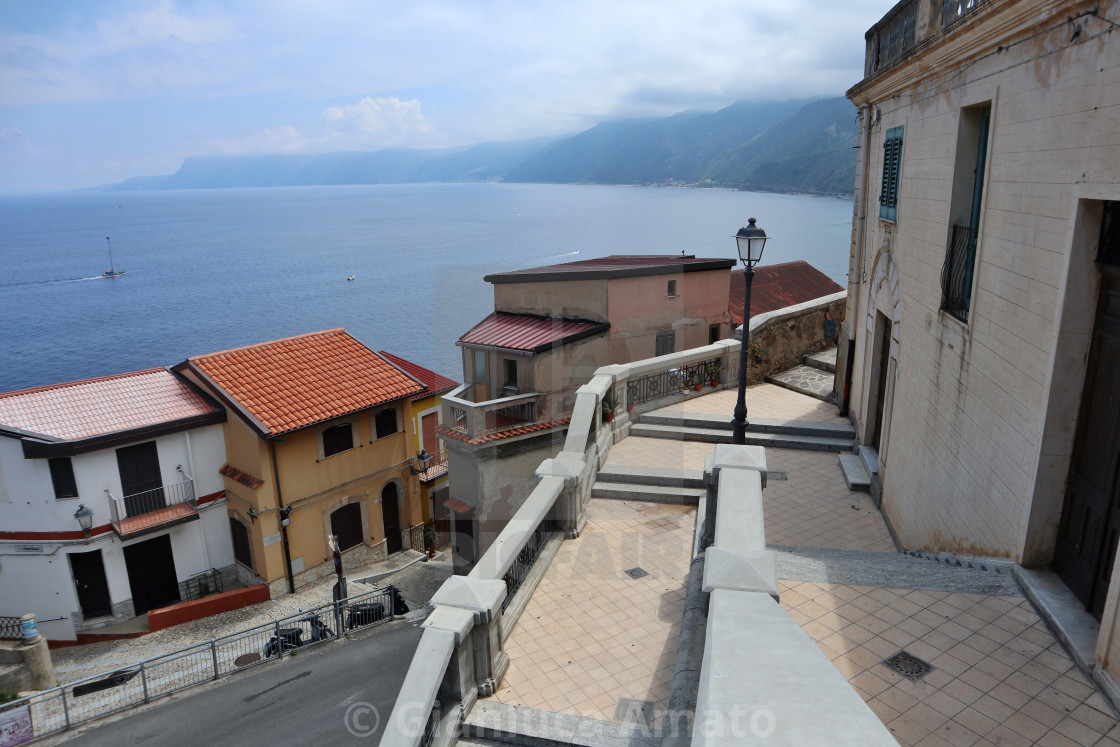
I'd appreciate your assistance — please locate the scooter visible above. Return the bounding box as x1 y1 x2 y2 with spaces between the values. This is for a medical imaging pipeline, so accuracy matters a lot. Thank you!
263 612 335 657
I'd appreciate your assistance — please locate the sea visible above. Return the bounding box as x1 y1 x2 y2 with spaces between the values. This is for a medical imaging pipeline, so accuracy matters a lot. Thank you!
0 183 853 393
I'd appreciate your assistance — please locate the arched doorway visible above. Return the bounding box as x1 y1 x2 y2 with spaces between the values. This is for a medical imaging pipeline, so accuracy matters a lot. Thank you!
382 482 402 554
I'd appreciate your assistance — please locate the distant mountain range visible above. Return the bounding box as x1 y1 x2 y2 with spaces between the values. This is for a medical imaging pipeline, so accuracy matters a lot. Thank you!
103 97 858 196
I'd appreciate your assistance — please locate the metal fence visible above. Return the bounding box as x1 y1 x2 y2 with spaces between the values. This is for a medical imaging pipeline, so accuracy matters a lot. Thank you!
0 585 399 741
0 615 21 640
941 224 975 322
626 356 721 408
183 569 224 602
501 520 555 611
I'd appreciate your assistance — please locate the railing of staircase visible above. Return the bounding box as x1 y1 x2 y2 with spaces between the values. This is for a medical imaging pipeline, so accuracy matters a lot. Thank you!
0 615 21 639
500 519 555 611
626 356 722 408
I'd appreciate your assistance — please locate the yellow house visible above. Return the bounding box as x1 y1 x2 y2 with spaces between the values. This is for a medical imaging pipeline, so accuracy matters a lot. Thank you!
377 351 458 527
174 329 430 596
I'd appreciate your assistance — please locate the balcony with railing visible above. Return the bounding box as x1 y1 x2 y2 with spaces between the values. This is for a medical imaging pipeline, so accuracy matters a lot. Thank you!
440 385 549 444
862 0 994 79
107 473 199 538
417 446 448 484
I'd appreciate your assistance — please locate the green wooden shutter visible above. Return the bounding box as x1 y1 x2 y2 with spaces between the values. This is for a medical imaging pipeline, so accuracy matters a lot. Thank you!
880 126 904 221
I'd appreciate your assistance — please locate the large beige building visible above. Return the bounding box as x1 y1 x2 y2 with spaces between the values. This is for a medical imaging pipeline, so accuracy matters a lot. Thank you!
840 0 1120 682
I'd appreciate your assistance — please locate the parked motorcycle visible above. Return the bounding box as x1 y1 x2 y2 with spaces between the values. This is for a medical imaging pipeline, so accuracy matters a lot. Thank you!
263 612 335 657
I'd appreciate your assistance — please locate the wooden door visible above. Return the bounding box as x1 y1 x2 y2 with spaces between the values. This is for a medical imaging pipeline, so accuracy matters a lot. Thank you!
422 413 438 457
382 483 403 554
116 441 164 515
872 315 893 450
1055 267 1120 618
124 534 181 615
69 550 112 619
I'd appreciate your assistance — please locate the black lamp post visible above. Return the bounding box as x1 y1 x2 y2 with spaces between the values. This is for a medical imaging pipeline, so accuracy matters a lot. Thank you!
731 218 768 445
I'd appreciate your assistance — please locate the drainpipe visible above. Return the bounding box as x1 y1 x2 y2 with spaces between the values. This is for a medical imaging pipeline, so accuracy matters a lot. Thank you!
270 439 296 595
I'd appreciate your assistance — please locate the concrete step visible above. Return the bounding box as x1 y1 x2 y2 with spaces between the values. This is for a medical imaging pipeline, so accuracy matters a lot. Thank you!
804 347 837 373
595 464 705 489
766 364 835 402
591 481 706 505
859 445 879 475
838 453 871 492
629 423 854 452
464 702 660 747
638 411 855 441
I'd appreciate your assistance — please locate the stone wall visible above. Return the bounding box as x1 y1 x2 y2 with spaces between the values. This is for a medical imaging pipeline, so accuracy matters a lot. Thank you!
739 292 846 385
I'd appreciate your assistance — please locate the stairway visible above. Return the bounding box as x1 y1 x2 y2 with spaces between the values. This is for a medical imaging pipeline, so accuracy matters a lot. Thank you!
838 445 878 492
629 411 856 453
591 464 707 505
765 346 837 402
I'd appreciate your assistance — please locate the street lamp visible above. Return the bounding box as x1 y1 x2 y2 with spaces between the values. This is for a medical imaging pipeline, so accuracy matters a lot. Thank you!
409 449 433 475
731 218 768 444
74 504 94 539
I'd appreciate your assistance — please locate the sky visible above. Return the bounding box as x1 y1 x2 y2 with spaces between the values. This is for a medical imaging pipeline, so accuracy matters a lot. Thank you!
0 0 890 193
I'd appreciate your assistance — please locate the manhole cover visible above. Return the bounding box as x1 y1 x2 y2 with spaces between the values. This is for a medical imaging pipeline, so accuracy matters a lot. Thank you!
766 471 787 481
624 567 649 579
884 651 931 679
234 653 261 668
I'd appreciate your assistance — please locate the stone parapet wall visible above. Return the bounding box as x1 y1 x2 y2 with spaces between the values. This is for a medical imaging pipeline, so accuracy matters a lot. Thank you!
740 292 846 384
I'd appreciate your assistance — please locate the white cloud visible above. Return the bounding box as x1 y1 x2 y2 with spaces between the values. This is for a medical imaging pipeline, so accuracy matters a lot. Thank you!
319 97 432 148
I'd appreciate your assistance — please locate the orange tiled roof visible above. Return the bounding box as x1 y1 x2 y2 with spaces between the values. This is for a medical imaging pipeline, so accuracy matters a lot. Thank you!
0 369 219 441
436 418 570 445
377 351 459 402
188 329 425 436
219 464 265 490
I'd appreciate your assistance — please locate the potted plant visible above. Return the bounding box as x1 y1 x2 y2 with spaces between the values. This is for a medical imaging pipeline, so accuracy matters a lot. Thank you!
706 361 721 387
423 524 438 558
602 399 616 423
626 389 634 412
691 371 703 391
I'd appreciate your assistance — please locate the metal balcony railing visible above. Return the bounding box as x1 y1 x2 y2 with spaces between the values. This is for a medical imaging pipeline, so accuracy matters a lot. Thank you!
107 476 197 536
941 224 976 323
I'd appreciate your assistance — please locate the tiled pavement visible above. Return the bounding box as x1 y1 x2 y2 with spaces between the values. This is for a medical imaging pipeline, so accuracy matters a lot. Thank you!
604 440 894 553
492 499 693 723
782 580 1120 746
495 382 1118 742
648 381 847 423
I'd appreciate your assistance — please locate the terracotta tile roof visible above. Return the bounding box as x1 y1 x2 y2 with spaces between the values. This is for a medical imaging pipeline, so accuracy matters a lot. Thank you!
459 313 609 353
187 329 425 436
436 418 570 445
377 351 459 402
485 255 734 283
219 464 265 490
0 369 220 441
729 261 844 324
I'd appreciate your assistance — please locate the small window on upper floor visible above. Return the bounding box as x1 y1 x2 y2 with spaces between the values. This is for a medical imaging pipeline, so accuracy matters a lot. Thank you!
880 126 904 221
374 408 399 439
503 359 518 389
322 422 355 458
667 279 678 297
709 324 721 345
49 457 78 499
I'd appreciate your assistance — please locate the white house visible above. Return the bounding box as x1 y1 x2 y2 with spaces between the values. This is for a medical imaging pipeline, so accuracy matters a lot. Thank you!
0 368 235 642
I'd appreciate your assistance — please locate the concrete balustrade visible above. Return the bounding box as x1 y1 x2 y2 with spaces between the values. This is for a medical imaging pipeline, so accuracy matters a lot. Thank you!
692 444 895 746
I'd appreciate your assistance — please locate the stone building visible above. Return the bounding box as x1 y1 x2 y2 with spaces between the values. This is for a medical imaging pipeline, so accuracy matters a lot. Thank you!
839 0 1120 689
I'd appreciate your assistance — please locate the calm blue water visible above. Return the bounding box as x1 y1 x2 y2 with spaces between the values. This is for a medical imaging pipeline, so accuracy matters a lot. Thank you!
0 184 852 392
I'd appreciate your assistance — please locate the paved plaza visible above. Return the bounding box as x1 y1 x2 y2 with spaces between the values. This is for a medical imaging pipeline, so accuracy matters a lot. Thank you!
488 382 1120 744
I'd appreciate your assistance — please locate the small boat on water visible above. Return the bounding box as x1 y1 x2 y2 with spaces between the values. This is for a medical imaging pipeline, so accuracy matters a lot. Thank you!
347 275 355 281
102 236 124 277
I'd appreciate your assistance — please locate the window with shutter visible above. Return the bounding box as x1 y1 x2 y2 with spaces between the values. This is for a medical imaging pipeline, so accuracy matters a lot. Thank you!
331 503 364 551
880 126 904 221
655 330 675 356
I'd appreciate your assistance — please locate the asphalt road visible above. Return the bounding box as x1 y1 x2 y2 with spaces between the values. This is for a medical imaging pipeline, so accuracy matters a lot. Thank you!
60 618 425 746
